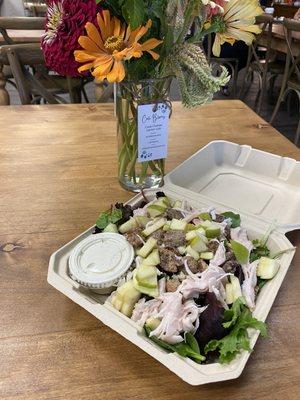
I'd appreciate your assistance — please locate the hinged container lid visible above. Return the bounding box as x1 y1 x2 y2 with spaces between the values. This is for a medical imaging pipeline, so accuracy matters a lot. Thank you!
164 141 300 232
69 233 134 289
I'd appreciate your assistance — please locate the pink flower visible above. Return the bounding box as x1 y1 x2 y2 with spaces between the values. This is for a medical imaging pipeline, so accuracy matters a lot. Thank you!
206 0 227 17
41 0 101 77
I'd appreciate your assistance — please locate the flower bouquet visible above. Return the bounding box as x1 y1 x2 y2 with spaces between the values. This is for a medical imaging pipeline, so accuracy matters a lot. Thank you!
42 0 263 191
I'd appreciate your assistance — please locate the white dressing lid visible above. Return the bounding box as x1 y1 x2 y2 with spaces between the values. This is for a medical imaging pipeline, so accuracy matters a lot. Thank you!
69 233 134 289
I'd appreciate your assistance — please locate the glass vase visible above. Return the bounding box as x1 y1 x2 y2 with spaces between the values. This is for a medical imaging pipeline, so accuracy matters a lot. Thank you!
116 77 172 192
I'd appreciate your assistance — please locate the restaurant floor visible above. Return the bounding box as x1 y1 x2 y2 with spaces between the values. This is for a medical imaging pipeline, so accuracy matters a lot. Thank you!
6 72 300 147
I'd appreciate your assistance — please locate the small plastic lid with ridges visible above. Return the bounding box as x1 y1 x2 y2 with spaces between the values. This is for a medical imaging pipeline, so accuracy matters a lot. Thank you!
69 233 134 289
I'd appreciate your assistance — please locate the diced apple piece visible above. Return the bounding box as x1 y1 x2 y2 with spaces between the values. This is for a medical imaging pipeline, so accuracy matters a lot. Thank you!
133 271 159 297
199 212 212 221
111 280 141 317
200 220 213 229
135 216 151 228
147 204 167 218
163 221 171 231
170 219 187 231
155 196 170 207
111 295 123 311
145 317 161 331
143 249 160 266
135 265 158 288
118 217 138 234
225 283 234 305
177 246 187 255
137 237 157 258
205 225 221 239
186 230 198 241
226 275 242 305
186 245 200 260
103 223 118 233
196 227 206 236
199 251 214 260
190 236 208 253
173 200 182 208
186 223 197 231
231 275 242 299
257 257 280 280
142 218 167 237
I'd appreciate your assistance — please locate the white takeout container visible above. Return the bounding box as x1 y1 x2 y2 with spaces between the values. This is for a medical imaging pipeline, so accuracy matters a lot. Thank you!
48 141 300 385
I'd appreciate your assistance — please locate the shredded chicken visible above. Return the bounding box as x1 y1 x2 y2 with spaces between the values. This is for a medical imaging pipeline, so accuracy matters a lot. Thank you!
133 208 148 217
183 212 200 223
149 292 205 344
242 260 258 310
132 288 206 344
158 277 166 295
179 263 229 300
131 297 162 327
209 241 226 268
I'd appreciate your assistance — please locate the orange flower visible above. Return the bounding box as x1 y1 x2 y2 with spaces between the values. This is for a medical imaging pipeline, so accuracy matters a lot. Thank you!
74 10 163 82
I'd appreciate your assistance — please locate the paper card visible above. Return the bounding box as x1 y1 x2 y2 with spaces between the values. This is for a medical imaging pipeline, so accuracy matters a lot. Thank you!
137 103 170 163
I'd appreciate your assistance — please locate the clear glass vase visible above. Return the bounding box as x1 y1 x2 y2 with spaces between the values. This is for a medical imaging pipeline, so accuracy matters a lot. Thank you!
116 77 172 192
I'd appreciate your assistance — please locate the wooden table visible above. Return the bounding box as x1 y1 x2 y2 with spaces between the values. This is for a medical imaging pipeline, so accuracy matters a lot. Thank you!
260 22 300 55
0 101 299 400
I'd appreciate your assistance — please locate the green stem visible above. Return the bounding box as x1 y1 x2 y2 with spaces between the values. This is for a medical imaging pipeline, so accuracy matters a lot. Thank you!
139 161 149 183
187 23 219 43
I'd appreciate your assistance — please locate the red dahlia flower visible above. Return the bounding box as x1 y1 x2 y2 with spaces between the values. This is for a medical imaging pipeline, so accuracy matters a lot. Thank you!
41 0 101 77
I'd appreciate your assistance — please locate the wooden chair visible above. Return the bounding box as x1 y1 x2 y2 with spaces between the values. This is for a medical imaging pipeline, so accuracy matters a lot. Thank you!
0 17 89 104
22 1 47 17
0 43 83 104
206 34 239 98
0 16 44 44
239 14 284 115
270 19 300 146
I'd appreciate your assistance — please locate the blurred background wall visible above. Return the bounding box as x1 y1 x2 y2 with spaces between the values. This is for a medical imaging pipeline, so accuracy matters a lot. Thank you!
0 0 25 16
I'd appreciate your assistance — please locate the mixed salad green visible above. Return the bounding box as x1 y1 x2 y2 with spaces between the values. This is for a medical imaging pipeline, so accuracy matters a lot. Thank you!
94 192 292 364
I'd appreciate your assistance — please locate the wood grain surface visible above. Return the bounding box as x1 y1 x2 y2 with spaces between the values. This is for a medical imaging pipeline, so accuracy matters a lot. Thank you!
0 101 299 400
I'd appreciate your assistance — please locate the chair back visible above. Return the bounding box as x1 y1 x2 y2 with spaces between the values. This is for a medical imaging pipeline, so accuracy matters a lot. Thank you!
22 1 47 17
0 43 61 104
283 18 300 84
0 16 44 44
245 14 274 74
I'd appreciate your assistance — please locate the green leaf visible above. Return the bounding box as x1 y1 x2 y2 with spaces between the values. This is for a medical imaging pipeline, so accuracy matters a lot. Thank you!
96 212 110 230
231 240 249 265
250 239 270 263
95 207 123 230
144 326 205 363
205 299 267 364
110 208 123 224
257 277 268 291
222 297 245 329
184 331 200 354
221 212 241 228
122 0 145 29
144 326 175 351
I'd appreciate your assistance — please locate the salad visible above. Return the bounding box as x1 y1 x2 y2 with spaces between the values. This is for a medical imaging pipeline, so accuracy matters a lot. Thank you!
93 192 290 364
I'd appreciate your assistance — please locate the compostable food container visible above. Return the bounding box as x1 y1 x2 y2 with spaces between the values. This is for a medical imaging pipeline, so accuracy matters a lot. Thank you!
48 141 300 385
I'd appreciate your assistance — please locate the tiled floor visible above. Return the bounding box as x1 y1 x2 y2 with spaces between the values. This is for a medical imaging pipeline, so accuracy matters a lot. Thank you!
5 69 300 147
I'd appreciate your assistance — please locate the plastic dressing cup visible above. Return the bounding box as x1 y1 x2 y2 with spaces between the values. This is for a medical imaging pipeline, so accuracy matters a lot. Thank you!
69 233 134 293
